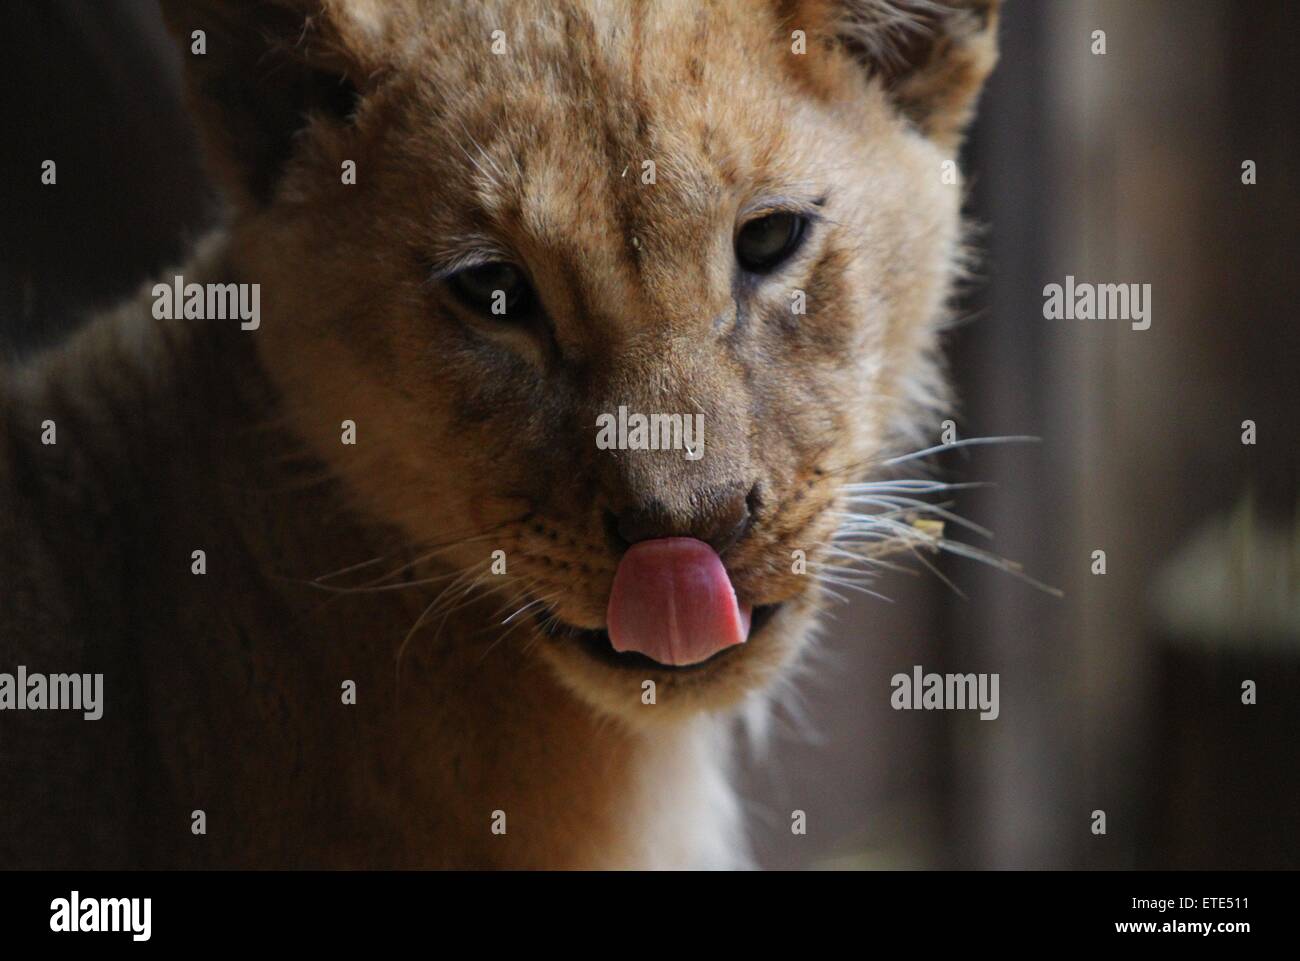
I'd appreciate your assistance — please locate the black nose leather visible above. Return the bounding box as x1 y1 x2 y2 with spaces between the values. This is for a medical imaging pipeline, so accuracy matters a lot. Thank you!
613 485 753 554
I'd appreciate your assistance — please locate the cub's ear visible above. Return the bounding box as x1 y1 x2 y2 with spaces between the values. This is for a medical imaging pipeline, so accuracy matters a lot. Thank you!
821 0 1001 150
158 0 401 209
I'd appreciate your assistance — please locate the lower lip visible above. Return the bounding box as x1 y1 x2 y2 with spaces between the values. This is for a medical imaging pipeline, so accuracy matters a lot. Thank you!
540 603 783 672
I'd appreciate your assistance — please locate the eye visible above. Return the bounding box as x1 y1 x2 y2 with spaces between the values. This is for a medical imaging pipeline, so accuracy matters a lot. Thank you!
735 212 808 274
446 262 533 317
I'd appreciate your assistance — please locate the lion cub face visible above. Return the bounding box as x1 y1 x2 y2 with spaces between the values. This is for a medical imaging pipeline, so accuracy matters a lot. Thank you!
171 0 998 720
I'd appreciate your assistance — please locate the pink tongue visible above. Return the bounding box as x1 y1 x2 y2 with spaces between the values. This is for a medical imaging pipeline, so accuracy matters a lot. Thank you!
607 537 752 667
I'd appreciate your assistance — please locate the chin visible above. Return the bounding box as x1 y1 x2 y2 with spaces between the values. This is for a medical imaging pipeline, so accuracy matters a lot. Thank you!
533 594 820 726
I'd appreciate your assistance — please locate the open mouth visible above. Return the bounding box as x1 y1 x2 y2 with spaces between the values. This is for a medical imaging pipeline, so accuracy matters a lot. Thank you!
535 602 783 672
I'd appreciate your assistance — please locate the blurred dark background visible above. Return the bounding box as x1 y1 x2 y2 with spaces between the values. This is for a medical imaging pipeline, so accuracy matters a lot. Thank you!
3 0 1297 868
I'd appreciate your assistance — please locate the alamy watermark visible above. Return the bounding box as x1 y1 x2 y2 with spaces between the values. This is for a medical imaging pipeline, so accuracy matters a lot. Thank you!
1043 275 1151 330
152 274 260 330
596 405 704 460
0 666 103 720
890 665 999 720
50 891 150 941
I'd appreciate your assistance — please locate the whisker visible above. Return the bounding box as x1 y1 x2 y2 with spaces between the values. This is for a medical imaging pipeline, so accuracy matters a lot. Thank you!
880 435 1040 467
820 545 916 576
808 573 894 603
310 554 390 583
839 479 987 494
834 497 993 539
360 531 503 589
932 537 1063 597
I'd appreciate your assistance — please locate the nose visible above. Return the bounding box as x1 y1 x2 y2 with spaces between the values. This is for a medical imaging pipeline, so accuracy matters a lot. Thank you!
609 484 756 555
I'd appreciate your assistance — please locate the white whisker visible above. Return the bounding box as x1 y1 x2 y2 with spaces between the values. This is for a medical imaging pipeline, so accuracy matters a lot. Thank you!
880 434 1039 467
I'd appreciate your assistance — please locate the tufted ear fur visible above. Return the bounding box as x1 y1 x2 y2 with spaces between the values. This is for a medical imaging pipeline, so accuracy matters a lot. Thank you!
810 0 1001 150
158 0 406 208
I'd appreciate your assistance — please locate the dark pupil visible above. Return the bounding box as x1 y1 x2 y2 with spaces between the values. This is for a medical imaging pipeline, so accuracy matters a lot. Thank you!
736 213 802 272
452 262 525 313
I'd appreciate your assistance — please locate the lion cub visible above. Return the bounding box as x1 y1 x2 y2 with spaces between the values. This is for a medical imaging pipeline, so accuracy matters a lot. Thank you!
0 0 997 868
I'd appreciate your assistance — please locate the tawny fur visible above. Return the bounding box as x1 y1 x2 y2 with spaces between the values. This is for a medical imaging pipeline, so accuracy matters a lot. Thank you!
0 0 997 868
